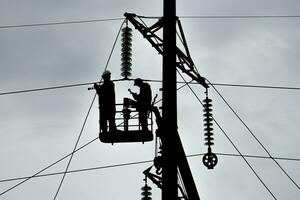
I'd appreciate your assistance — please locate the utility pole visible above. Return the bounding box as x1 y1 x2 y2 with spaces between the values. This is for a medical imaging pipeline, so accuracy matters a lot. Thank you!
162 0 178 199
122 0 212 197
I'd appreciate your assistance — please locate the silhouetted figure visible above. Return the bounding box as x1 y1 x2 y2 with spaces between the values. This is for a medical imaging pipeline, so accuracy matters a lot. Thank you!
130 78 152 131
94 70 117 133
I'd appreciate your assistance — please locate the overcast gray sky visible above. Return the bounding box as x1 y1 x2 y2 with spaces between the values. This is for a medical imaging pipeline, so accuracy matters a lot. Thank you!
0 0 300 199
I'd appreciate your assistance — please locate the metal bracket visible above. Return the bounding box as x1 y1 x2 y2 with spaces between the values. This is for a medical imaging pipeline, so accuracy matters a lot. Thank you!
124 13 208 88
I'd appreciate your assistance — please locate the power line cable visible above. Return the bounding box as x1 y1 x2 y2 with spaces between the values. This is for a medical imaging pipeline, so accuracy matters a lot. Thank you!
0 77 296 196
0 137 98 196
52 19 126 200
0 75 189 196
3 76 298 184
1 81 299 97
53 94 95 199
0 19 126 198
0 18 124 29
180 15 300 19
0 78 296 195
0 82 94 96
0 13 298 198
190 153 300 162
177 70 278 200
1 152 299 184
210 83 300 90
0 159 153 183
176 29 299 192
1 14 299 30
206 79 300 191
137 14 300 19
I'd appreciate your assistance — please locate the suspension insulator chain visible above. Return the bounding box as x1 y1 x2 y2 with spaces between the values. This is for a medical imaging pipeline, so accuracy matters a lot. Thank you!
202 93 218 169
141 178 152 200
120 21 133 79
203 97 214 146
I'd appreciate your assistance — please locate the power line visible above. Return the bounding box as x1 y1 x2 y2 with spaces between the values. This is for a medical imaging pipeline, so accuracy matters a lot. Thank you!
0 159 153 183
0 19 126 198
207 79 300 191
178 28 298 192
180 15 300 19
1 152 299 184
177 25 298 193
2 12 298 199
0 77 297 196
0 76 188 196
3 76 298 184
210 83 300 90
0 18 124 29
0 82 94 96
52 19 125 200
53 94 96 200
1 14 300 30
0 137 98 196
192 153 300 162
177 71 278 200
1 81 299 97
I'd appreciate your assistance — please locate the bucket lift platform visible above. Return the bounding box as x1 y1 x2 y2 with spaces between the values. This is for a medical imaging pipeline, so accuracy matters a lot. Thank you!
99 129 153 143
99 98 154 144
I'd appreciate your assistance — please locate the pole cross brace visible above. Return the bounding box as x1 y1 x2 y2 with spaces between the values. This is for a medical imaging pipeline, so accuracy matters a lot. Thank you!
124 13 208 89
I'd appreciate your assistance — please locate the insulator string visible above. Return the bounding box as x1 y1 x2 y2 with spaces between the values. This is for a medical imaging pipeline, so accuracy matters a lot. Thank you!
202 90 218 169
120 21 133 79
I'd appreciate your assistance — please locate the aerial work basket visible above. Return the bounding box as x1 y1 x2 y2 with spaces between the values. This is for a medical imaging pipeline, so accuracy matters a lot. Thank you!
99 98 153 144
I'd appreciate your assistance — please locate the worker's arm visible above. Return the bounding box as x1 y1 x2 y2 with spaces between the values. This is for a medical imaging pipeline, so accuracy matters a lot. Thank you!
128 89 138 100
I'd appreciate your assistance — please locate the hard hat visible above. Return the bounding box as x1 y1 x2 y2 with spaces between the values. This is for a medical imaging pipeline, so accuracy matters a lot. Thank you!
102 70 111 77
134 78 143 85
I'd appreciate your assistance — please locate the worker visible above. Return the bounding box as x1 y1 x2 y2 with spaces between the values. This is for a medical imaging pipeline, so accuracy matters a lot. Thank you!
94 70 117 133
130 78 152 131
